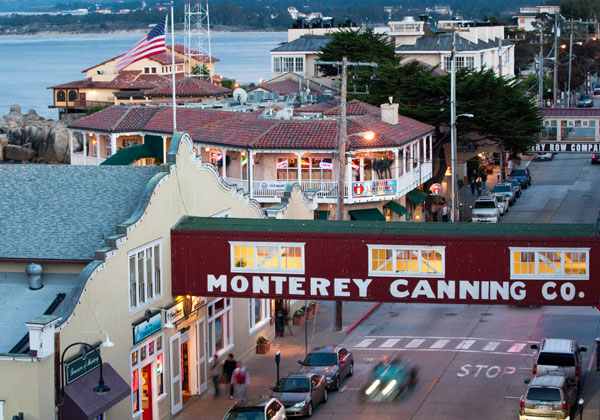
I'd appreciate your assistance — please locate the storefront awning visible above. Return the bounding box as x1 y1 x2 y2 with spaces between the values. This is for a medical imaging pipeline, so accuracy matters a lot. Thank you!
383 201 407 217
348 208 386 221
63 363 130 419
406 188 428 205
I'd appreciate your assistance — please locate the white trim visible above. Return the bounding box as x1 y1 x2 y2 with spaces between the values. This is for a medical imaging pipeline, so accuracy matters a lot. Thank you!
130 332 165 419
207 298 234 357
128 238 163 314
211 209 232 218
229 241 306 274
248 298 270 334
509 247 590 280
0 400 4 420
367 244 446 278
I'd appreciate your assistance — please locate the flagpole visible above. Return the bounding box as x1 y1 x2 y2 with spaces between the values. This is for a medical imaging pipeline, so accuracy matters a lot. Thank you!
170 4 177 132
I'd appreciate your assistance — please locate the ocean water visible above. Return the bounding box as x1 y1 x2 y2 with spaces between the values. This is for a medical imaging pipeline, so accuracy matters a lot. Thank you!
0 31 286 120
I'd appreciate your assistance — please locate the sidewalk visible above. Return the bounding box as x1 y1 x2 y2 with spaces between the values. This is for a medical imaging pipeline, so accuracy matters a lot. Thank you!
173 300 378 420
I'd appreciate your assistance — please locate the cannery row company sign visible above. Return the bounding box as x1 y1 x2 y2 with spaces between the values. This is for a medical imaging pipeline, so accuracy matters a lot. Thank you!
530 141 600 153
170 218 600 306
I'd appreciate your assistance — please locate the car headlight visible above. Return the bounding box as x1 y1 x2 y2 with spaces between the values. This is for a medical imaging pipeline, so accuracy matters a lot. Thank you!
292 401 306 408
325 375 333 380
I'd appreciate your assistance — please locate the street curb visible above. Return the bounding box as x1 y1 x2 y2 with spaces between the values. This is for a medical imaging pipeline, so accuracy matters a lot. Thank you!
343 302 382 334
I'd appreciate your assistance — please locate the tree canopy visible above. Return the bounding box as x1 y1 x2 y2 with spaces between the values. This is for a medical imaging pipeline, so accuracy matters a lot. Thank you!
318 29 543 154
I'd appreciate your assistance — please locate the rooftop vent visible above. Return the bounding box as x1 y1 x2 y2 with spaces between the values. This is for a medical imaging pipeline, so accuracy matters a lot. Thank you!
26 263 43 290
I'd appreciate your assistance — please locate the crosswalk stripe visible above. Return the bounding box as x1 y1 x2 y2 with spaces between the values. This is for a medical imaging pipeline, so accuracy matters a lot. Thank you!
430 339 450 349
405 339 425 348
380 338 400 348
455 339 476 350
482 341 501 351
507 343 527 353
355 338 376 348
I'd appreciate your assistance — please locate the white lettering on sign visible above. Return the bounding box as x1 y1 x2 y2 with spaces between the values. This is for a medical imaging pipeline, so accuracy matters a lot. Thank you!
457 364 518 378
530 142 600 153
204 275 583 303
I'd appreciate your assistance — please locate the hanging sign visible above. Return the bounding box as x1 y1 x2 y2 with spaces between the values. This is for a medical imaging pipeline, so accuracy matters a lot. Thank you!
430 183 443 195
65 345 101 385
352 180 397 197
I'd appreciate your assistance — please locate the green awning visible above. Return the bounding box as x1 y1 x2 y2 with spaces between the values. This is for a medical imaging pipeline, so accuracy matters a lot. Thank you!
383 201 407 217
406 188 428 205
316 210 330 220
348 208 386 221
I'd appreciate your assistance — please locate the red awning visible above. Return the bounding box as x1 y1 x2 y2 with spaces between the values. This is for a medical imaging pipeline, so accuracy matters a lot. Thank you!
63 363 130 419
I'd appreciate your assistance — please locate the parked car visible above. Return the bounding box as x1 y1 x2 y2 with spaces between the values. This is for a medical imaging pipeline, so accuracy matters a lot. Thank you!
492 183 516 206
224 397 287 420
592 154 600 164
577 94 593 107
298 345 354 390
594 85 600 95
509 167 532 188
362 358 418 403
270 373 327 417
519 375 578 420
491 192 509 215
471 196 501 223
534 152 554 161
506 178 522 198
530 338 587 387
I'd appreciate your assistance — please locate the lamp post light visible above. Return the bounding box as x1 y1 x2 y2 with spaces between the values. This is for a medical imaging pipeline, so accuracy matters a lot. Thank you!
59 341 110 419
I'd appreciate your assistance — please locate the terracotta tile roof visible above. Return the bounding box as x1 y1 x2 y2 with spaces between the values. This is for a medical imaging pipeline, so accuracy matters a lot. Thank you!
168 44 220 62
49 79 97 89
81 47 186 73
49 72 174 91
323 99 381 116
69 101 434 149
149 77 231 97
295 100 339 113
149 53 185 65
250 80 301 95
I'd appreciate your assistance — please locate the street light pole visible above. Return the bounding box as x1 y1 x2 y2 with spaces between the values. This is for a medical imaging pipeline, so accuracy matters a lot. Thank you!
553 12 559 107
567 28 573 107
450 31 457 223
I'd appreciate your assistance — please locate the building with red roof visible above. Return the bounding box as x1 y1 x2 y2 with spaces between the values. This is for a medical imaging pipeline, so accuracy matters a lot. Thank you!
68 100 435 221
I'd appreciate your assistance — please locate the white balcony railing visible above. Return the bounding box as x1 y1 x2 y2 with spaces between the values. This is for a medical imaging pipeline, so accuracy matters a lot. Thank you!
71 152 106 166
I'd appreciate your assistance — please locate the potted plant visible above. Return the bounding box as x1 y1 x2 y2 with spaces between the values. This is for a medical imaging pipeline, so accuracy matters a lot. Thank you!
309 301 318 315
256 336 270 354
292 308 305 326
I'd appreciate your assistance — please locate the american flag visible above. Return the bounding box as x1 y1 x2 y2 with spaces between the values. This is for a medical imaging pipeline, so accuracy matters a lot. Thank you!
115 17 167 73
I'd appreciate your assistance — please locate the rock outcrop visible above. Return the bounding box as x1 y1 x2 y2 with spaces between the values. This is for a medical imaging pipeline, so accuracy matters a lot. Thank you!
0 104 77 164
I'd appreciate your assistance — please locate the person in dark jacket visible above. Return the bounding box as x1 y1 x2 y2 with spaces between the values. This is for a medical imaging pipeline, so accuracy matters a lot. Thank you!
223 353 237 399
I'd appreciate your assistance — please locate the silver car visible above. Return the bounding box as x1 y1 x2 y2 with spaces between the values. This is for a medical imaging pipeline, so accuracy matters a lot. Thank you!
493 183 516 205
298 345 354 390
530 338 587 387
471 196 500 223
519 375 578 420
270 373 327 417
491 192 509 215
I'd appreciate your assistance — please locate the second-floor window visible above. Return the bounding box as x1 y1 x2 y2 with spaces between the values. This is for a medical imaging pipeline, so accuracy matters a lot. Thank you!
277 157 333 182
230 241 305 274
510 248 589 279
272 56 304 73
129 240 162 311
368 245 445 277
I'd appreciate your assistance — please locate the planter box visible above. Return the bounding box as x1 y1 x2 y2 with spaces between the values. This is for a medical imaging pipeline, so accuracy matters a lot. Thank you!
293 315 305 326
256 342 271 354
306 309 313 320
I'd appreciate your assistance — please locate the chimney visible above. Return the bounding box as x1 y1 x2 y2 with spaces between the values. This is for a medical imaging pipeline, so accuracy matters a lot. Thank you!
26 263 43 290
26 315 61 359
381 102 399 125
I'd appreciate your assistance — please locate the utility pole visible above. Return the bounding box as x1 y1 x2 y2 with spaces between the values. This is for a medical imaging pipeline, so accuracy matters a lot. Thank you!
450 30 457 223
567 23 573 107
498 38 503 78
539 24 544 108
554 12 559 107
315 57 377 332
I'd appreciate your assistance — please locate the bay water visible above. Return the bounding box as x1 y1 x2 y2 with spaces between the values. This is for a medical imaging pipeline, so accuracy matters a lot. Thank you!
0 31 286 120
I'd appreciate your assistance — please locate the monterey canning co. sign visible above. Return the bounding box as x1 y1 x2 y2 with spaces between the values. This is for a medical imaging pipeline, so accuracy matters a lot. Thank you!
530 141 600 153
170 220 600 307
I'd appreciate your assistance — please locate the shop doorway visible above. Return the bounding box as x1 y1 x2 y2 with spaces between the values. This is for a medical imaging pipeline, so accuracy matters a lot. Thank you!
141 363 153 420
180 328 193 406
197 317 208 394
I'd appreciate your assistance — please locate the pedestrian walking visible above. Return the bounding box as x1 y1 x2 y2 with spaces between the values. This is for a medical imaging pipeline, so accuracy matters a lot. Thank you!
481 171 488 192
223 353 237 399
231 361 249 399
442 203 449 222
210 354 221 397
283 306 293 336
275 306 284 336
476 178 482 197
431 202 438 222
422 206 429 222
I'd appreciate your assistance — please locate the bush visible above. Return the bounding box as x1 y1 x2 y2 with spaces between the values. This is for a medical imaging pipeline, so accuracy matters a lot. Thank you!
293 308 305 317
256 336 269 345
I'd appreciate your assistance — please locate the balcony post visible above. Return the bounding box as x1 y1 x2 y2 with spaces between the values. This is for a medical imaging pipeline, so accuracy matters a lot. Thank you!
221 148 227 178
346 155 352 202
248 151 254 198
110 134 117 158
296 152 302 186
83 132 87 166
394 149 399 180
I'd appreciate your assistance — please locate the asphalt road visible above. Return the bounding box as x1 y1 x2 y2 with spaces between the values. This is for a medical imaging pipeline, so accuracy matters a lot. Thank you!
305 153 600 419
501 153 600 223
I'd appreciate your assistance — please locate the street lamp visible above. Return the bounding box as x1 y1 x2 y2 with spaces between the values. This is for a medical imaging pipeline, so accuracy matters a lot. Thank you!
59 341 111 420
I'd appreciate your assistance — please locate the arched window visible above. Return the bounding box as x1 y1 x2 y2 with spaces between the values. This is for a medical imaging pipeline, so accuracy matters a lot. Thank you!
56 90 65 102
68 90 78 101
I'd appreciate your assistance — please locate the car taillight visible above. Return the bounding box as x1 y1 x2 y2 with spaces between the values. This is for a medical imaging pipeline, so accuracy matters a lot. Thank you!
575 366 580 380
593 154 597 159
533 364 537 376
520 397 525 408
562 400 567 409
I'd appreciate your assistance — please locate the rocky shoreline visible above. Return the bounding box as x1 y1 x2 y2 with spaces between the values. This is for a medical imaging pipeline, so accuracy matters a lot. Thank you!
0 104 79 164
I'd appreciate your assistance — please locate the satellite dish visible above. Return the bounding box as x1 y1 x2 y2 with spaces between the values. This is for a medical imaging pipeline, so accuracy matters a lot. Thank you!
233 88 248 104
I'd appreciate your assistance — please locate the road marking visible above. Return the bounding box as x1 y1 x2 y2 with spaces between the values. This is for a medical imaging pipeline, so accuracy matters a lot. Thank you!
351 347 535 357
430 339 450 349
505 396 521 399
482 341 501 351
355 338 376 348
455 339 476 350
379 338 400 348
428 377 439 392
405 338 426 348
507 343 527 353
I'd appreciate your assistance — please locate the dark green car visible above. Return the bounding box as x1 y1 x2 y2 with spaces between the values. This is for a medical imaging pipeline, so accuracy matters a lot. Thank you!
361 359 418 402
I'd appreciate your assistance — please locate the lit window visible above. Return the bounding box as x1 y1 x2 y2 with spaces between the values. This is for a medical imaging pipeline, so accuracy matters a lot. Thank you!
230 242 305 274
128 240 163 311
510 248 589 279
368 245 445 277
